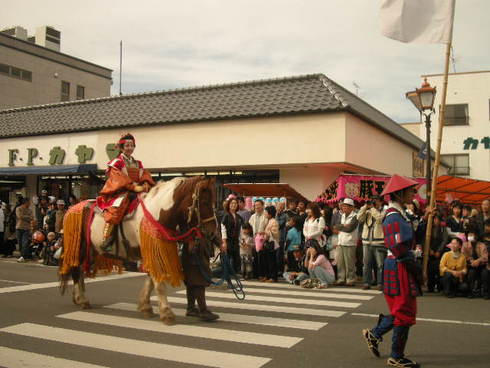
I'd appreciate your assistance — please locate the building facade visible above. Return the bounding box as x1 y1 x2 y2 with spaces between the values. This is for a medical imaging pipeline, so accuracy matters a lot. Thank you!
0 74 435 205
401 71 490 181
0 26 112 110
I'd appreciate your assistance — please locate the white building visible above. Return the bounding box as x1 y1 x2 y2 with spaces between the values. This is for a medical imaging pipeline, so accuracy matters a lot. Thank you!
401 70 490 181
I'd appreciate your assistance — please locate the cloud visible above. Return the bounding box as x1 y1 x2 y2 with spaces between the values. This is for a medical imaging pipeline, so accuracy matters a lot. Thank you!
3 0 489 124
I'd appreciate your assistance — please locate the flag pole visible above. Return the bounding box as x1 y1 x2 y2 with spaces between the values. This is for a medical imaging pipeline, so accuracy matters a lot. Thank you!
422 1 456 283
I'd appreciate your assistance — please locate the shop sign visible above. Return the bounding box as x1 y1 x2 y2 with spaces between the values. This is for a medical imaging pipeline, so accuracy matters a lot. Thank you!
335 175 427 202
463 136 490 150
7 144 95 167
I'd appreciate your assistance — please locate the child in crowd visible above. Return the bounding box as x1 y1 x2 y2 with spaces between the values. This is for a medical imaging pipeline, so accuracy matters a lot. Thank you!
240 223 254 280
283 248 309 285
285 216 302 271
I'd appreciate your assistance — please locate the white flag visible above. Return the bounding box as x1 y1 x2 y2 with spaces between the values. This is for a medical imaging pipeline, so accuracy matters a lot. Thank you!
379 0 455 43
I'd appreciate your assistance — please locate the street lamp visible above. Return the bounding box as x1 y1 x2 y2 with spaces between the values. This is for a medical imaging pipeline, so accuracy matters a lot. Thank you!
406 78 437 199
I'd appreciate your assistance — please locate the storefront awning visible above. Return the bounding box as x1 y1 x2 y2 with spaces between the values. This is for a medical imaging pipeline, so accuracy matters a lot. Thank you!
224 183 309 202
0 164 98 176
436 175 490 205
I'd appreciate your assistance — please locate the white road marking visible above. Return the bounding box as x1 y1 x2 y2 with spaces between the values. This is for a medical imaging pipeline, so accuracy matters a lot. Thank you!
0 323 271 368
105 302 327 331
165 296 346 317
178 287 373 301
57 311 302 348
242 281 382 294
0 346 110 368
0 279 30 284
352 313 490 327
0 272 145 295
179 291 361 308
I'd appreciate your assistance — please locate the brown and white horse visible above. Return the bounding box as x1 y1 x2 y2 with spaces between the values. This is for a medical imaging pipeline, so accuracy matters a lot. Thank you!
59 176 218 325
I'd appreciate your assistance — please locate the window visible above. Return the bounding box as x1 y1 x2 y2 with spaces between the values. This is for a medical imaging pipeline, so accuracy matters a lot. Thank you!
441 154 470 175
61 81 70 101
21 70 32 82
10 67 21 79
0 63 32 82
76 85 85 100
0 63 9 75
443 104 469 126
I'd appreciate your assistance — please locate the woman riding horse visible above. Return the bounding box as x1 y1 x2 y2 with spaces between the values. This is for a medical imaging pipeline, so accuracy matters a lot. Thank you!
98 133 155 250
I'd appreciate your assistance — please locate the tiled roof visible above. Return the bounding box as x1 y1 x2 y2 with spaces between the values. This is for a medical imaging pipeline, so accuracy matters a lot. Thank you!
0 73 424 150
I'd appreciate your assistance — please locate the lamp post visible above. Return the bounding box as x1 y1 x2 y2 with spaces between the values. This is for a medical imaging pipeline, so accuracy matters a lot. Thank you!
406 78 437 199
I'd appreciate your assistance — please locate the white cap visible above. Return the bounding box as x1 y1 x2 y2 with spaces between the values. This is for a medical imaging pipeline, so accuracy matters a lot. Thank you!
342 198 355 206
56 199 65 205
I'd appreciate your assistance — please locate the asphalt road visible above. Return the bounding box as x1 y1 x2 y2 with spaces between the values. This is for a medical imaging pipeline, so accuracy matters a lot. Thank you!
0 259 489 368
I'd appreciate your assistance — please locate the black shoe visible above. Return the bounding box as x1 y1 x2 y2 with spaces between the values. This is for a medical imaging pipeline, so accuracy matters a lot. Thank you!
199 309 219 321
185 307 200 317
362 329 381 358
387 357 420 367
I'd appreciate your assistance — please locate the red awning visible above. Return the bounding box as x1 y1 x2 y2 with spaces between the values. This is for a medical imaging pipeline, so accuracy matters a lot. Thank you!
223 183 308 202
436 175 490 205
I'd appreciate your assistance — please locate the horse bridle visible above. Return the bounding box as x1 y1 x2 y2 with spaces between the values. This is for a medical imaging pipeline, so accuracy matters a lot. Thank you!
187 181 218 232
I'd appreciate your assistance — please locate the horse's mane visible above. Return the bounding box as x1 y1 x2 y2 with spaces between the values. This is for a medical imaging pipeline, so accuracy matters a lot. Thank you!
145 176 202 199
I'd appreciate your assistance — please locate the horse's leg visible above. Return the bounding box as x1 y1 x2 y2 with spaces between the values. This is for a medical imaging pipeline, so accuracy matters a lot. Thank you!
151 276 175 325
137 274 155 318
71 267 91 309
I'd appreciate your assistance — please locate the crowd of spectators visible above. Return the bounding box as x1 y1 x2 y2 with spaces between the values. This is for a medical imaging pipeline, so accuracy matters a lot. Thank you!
218 194 490 299
0 191 78 265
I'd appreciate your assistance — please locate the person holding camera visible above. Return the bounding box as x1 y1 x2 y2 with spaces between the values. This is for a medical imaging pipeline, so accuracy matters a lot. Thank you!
358 196 386 290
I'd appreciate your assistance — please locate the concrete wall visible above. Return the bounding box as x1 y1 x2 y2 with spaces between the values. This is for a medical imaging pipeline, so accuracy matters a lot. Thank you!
345 113 417 177
424 71 490 180
0 44 111 109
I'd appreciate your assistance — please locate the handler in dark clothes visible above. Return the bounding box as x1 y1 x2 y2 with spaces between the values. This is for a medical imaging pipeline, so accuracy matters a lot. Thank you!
182 236 220 321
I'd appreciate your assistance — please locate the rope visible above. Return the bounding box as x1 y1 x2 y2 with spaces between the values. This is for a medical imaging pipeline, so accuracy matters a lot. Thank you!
194 251 245 300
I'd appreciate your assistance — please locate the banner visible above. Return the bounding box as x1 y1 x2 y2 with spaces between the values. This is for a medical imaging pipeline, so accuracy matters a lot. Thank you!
335 175 427 203
379 0 455 44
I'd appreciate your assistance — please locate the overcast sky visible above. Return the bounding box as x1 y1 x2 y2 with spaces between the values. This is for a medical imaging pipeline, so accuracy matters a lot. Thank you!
3 0 488 123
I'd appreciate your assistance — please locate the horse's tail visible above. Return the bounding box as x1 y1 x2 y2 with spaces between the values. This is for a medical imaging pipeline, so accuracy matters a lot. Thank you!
59 202 86 293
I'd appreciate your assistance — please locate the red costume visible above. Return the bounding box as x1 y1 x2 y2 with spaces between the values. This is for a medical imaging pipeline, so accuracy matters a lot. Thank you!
97 136 155 225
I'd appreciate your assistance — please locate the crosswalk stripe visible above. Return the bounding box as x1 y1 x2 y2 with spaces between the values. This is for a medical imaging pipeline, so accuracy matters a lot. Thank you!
178 287 373 301
0 346 109 368
175 291 361 308
105 302 327 331
57 311 301 348
242 281 382 294
165 296 346 317
0 272 144 295
0 323 271 368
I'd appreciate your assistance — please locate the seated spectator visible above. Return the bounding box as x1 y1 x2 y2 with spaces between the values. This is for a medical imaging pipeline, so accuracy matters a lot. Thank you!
283 248 308 285
305 240 335 289
285 216 302 271
440 237 468 298
41 232 59 266
463 229 488 298
480 219 490 299
239 223 254 279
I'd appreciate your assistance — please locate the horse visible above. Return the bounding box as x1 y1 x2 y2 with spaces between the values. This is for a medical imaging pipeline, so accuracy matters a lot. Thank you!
59 176 219 325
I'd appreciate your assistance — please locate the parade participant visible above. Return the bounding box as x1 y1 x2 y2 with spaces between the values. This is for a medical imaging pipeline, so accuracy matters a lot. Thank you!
54 199 67 235
98 133 155 249
362 175 421 368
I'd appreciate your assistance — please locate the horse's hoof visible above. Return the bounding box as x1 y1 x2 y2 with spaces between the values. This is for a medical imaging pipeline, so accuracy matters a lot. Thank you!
142 309 155 318
161 316 176 325
81 302 91 309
